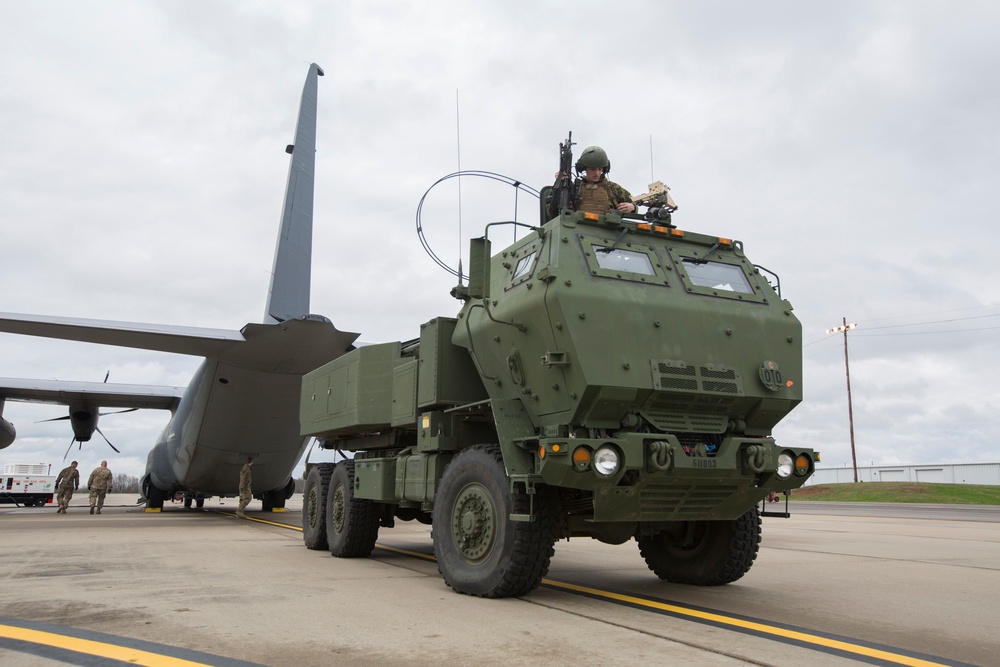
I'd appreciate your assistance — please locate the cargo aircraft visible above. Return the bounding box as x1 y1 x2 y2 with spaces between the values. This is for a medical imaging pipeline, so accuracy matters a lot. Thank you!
0 63 359 510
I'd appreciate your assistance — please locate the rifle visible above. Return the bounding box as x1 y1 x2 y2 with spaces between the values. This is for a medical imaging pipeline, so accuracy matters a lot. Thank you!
554 131 578 213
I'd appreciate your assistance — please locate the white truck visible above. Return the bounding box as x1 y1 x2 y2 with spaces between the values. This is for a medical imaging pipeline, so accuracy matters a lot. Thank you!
0 464 56 507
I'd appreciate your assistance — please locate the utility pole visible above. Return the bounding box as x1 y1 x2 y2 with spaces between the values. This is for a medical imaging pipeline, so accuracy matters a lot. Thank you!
826 318 859 483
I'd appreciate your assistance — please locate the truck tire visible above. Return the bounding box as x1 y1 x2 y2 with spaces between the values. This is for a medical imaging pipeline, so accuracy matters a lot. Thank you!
637 507 761 586
35 498 48 507
433 444 557 598
325 461 379 557
303 463 334 550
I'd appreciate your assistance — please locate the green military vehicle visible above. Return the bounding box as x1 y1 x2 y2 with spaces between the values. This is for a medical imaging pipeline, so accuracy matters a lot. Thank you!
299 148 817 598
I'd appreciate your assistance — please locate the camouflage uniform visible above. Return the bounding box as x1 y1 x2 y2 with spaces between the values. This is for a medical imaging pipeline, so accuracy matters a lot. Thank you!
54 464 79 514
237 460 253 517
548 176 633 217
87 464 113 514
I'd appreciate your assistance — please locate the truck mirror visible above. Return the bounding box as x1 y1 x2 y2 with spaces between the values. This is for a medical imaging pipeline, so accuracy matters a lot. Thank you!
468 237 491 300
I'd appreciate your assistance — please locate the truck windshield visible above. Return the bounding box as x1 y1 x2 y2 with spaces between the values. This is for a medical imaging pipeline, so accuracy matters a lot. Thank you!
683 260 754 294
591 245 655 276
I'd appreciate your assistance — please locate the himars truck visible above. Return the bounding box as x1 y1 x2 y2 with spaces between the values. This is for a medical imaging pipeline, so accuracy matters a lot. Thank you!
297 168 818 598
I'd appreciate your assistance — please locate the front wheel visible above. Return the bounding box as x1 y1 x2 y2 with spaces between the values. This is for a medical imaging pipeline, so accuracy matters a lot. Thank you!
325 461 380 557
433 444 557 598
637 507 761 585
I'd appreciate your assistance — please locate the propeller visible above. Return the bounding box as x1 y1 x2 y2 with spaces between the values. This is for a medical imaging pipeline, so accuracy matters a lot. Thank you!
39 371 139 458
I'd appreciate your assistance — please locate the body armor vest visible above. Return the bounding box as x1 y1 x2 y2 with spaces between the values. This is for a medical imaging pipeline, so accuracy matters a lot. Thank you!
578 179 617 214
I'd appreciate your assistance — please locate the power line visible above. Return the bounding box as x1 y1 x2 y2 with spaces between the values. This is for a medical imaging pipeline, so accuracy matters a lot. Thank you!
804 314 1000 347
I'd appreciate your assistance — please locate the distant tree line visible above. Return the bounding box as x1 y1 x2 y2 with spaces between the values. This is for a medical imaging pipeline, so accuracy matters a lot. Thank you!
108 473 140 494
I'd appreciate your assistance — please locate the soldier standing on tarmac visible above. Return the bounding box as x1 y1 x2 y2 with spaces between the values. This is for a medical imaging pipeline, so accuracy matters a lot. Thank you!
87 460 113 514
236 457 253 518
54 461 79 514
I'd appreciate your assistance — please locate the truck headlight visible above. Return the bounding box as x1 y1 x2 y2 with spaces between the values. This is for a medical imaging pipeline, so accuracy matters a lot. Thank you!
593 446 620 477
776 452 794 479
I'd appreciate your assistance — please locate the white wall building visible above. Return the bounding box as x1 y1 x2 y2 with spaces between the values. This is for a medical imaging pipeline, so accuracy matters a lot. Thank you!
806 462 1000 486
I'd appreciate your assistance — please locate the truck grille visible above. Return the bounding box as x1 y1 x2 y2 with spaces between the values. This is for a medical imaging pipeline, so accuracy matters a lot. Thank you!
640 483 739 517
651 360 743 395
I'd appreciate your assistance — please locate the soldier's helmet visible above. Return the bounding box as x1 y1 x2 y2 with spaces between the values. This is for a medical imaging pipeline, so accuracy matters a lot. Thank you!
575 145 611 174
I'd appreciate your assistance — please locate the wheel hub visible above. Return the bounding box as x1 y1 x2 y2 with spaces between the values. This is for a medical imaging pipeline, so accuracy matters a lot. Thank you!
452 484 496 563
331 486 346 532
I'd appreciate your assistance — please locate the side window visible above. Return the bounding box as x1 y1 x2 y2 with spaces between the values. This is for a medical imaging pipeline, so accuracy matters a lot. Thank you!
506 240 541 290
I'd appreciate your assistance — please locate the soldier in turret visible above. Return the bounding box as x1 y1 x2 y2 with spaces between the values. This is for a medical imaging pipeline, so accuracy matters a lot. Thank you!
54 461 79 514
87 460 113 514
550 145 636 217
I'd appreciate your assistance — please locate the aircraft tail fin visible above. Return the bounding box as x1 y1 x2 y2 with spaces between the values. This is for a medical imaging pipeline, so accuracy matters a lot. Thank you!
264 63 325 324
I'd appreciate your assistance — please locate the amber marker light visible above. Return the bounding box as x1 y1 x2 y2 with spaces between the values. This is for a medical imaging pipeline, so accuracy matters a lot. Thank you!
669 229 685 237
538 446 546 460
717 237 732 246
572 447 592 471
638 222 652 231
653 225 670 234
795 454 811 476
551 443 562 454
786 380 794 388
584 212 600 221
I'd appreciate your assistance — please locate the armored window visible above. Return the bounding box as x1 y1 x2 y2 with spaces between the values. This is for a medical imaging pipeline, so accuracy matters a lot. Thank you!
667 246 768 304
591 245 656 276
682 261 754 294
512 252 536 281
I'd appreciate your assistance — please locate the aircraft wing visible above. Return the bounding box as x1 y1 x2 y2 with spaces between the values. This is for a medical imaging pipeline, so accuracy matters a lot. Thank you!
0 311 244 357
0 377 185 411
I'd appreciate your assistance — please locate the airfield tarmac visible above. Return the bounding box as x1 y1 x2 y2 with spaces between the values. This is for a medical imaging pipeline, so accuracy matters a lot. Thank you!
1 495 997 667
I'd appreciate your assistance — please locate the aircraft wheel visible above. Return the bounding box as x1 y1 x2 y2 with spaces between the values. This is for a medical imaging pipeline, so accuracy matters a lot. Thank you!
637 507 761 585
195 497 205 508
183 496 193 508
433 444 557 598
325 461 379 557
141 475 166 510
302 463 334 550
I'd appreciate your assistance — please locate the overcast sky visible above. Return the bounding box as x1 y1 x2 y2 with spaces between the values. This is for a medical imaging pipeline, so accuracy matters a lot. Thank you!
2 1 998 482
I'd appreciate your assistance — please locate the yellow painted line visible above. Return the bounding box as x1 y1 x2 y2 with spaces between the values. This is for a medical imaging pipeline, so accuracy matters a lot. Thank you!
542 580 951 667
144 507 162 513
214 511 298 529
0 623 212 667
376 544 437 561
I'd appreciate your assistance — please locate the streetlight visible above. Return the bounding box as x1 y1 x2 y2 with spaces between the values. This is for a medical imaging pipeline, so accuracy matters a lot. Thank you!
826 318 859 483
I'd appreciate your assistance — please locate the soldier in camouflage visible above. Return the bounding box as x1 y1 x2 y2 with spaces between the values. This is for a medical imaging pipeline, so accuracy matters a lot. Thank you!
237 456 253 518
550 145 636 217
87 460 113 515
54 461 79 514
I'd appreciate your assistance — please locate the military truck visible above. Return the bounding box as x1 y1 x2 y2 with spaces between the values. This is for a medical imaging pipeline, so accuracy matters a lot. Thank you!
299 174 817 598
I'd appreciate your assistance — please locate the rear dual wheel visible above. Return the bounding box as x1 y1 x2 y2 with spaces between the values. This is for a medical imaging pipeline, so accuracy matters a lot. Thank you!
325 461 380 557
302 463 334 550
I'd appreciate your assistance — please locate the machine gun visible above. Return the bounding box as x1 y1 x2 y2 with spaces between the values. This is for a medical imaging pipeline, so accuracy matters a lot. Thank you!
553 131 579 214
631 180 678 223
